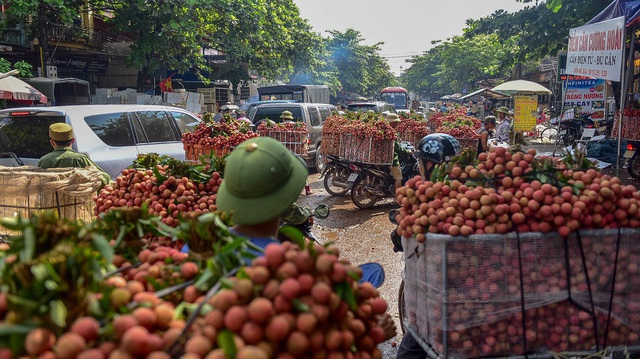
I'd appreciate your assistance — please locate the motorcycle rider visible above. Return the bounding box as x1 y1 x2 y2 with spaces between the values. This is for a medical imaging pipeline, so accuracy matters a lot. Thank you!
395 133 462 359
386 113 411 191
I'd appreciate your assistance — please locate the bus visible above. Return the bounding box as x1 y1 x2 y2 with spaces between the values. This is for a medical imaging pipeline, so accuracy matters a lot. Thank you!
379 87 409 110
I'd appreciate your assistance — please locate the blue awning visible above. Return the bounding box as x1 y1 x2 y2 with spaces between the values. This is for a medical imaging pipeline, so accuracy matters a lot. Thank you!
586 0 640 27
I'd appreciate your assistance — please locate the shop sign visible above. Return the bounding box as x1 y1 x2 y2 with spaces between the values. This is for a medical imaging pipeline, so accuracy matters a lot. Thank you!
51 55 109 74
514 96 538 132
566 16 624 82
563 79 606 116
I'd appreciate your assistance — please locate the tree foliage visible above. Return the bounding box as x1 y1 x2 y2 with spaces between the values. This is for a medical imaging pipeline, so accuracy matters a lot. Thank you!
401 34 516 96
325 29 396 97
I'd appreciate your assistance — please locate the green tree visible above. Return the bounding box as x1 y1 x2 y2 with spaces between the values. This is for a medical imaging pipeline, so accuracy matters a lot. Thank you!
464 0 608 62
401 34 515 96
325 29 396 98
0 0 88 62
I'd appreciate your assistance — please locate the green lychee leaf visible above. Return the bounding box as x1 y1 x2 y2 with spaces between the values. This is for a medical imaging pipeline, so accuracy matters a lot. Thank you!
217 330 237 358
50 300 67 328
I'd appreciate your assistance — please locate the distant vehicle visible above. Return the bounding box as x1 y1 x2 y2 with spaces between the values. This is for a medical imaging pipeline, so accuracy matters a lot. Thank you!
249 102 337 172
346 102 397 114
0 105 201 178
257 85 330 104
379 87 409 111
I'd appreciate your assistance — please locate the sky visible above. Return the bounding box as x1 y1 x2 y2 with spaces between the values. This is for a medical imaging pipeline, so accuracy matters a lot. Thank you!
293 0 529 76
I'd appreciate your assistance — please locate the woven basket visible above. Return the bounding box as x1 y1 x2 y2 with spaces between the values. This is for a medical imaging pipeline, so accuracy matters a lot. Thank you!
0 166 103 235
184 144 234 163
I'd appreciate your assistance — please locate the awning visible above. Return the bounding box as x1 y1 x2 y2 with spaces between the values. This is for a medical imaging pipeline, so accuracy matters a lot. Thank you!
457 88 511 102
586 0 640 27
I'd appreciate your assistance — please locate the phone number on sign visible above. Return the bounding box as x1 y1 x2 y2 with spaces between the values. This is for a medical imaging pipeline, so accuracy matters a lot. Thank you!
572 67 608 77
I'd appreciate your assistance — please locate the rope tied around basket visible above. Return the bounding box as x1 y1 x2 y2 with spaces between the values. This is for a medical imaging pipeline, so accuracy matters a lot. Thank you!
515 229 529 358
603 225 623 348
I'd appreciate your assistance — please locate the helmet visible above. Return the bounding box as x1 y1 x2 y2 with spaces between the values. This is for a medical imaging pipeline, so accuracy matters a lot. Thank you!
416 133 461 164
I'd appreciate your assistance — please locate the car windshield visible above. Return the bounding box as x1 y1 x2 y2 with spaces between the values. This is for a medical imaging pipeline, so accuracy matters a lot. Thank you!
252 107 303 123
0 114 64 158
347 104 377 112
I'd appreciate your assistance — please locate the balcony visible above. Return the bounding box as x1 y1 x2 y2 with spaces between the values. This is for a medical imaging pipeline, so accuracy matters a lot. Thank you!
48 24 132 50
0 25 29 48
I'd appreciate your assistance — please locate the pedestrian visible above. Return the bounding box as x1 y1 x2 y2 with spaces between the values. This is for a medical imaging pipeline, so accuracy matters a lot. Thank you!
386 113 410 191
38 123 111 186
280 110 295 122
467 101 476 116
477 116 496 156
213 107 223 122
495 106 512 143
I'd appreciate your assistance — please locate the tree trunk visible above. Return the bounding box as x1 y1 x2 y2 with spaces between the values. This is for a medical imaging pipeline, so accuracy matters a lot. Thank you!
137 66 149 93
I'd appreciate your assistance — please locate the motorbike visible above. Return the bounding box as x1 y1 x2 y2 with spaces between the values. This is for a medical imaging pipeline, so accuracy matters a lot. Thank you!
321 155 360 196
623 140 640 179
558 114 595 147
349 142 419 209
278 204 330 244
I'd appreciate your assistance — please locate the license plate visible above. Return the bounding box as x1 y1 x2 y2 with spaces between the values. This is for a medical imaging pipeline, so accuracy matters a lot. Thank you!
559 130 567 135
624 150 635 159
347 173 358 182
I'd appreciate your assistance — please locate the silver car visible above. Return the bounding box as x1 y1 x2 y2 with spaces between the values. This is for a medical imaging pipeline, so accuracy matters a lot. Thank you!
0 105 201 178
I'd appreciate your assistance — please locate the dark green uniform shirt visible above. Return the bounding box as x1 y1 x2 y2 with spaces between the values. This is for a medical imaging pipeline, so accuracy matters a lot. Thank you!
38 146 111 185
393 140 410 166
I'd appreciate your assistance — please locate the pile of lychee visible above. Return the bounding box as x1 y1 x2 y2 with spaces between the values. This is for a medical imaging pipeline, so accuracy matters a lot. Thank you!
395 147 640 241
94 167 222 227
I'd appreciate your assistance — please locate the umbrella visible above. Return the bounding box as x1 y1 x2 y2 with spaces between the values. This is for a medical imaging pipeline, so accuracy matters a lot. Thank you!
0 75 48 104
491 80 552 95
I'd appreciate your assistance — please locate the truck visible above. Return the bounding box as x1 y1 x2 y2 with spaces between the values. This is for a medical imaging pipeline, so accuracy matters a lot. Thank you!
257 85 330 104
379 86 409 111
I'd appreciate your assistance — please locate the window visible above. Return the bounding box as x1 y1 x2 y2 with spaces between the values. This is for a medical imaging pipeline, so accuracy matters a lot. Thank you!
0 115 64 158
171 111 200 134
318 106 333 122
308 107 321 126
133 111 177 143
252 107 303 124
85 112 135 147
131 116 148 144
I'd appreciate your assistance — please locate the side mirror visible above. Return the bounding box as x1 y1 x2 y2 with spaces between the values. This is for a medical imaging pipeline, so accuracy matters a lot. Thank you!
314 204 330 219
388 209 400 224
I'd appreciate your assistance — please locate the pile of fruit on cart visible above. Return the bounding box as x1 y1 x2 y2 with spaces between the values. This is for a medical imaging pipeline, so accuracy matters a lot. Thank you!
395 147 640 358
428 108 481 151
256 121 309 156
396 113 430 148
612 107 640 140
182 119 258 162
0 155 392 359
321 112 396 164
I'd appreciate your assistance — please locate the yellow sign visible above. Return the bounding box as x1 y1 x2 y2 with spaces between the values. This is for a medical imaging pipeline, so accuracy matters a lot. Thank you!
513 96 538 132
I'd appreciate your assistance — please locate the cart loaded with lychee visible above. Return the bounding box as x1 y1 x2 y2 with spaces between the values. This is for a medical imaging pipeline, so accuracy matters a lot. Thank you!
393 146 640 358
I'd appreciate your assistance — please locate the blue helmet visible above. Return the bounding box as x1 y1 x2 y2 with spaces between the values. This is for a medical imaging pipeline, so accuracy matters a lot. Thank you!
416 133 461 164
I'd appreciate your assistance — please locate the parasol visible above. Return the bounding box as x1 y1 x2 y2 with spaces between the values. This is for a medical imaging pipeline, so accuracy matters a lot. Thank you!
0 75 48 104
491 80 552 95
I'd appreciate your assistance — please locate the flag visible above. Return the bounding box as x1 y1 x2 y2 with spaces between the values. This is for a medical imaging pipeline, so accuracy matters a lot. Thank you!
159 76 173 92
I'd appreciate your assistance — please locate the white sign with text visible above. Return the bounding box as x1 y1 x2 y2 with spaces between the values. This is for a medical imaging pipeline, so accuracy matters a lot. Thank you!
566 16 625 82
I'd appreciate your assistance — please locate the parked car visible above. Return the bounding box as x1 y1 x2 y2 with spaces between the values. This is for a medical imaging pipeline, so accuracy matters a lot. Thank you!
346 101 396 114
249 102 337 172
0 105 201 178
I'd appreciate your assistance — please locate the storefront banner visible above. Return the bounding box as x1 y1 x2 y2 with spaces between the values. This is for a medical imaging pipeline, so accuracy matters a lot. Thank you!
563 79 606 118
514 96 538 132
51 56 109 74
566 16 624 82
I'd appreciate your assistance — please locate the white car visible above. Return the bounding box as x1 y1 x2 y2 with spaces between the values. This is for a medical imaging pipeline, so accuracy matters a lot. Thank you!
0 105 201 178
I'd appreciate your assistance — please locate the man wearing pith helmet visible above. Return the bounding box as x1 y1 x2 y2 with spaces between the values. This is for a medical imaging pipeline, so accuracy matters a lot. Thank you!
38 123 110 185
216 136 308 248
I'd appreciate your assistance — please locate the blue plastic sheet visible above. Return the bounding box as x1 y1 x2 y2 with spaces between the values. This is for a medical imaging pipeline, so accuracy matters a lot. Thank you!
587 0 640 27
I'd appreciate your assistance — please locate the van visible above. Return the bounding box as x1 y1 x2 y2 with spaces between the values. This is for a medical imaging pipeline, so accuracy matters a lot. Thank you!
0 105 201 178
250 102 337 172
